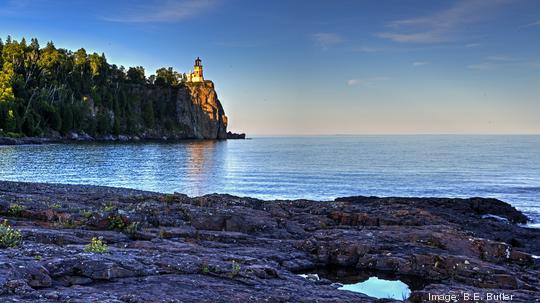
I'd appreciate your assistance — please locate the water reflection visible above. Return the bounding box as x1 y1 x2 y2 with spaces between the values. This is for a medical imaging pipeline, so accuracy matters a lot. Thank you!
185 140 226 196
302 267 427 301
339 276 411 300
0 136 539 222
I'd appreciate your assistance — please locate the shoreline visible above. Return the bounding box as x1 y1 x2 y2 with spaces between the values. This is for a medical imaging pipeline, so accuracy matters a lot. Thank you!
0 181 539 302
0 132 246 146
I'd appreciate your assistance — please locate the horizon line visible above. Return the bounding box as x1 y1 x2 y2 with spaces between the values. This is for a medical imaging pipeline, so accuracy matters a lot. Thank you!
240 133 540 137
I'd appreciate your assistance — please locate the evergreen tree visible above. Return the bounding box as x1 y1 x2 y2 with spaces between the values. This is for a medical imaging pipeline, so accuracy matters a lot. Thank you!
0 36 189 137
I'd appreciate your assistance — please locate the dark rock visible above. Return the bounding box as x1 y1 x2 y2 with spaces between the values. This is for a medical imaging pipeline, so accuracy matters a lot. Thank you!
0 181 539 302
227 131 246 139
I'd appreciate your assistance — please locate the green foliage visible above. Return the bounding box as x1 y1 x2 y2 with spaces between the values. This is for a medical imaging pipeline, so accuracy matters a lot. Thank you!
108 214 126 230
127 66 145 84
200 261 210 274
80 209 94 219
155 67 182 86
0 36 187 137
162 194 176 203
50 202 61 209
8 203 25 216
84 237 108 253
124 221 141 235
159 228 166 238
230 260 241 277
0 220 23 248
102 203 115 212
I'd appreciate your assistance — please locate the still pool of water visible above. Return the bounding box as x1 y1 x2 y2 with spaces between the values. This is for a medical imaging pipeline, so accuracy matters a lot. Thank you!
1 135 539 221
339 276 411 300
298 268 422 300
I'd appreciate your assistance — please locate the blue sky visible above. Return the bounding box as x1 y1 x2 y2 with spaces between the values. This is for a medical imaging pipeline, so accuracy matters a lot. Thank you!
1 0 540 135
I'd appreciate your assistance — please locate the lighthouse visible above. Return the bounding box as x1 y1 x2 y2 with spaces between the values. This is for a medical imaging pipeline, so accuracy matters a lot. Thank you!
190 57 204 83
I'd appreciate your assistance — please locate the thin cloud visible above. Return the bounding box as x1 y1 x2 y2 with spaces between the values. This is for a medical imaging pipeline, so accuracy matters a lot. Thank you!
347 77 389 87
103 0 218 23
347 79 364 86
465 43 481 48
349 46 380 53
485 55 517 62
311 32 343 49
468 57 540 71
377 32 443 43
412 61 429 67
377 0 507 43
523 20 540 28
468 63 498 71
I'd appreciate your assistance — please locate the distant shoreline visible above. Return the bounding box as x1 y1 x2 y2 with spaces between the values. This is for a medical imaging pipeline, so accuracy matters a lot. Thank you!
0 132 246 146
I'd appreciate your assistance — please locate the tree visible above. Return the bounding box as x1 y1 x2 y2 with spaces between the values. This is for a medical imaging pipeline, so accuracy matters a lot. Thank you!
0 61 15 102
0 35 186 137
127 66 145 84
155 67 180 86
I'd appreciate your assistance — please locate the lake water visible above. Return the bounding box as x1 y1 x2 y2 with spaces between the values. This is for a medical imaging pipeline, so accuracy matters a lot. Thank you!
1 135 539 222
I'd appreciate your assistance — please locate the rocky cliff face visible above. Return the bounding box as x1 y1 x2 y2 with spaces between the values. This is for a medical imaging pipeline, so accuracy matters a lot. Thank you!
0 80 229 143
176 81 228 139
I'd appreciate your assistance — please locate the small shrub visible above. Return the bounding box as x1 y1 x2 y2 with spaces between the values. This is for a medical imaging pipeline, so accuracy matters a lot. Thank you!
34 255 43 260
231 260 241 277
159 228 166 238
0 220 23 248
80 209 94 219
124 222 141 235
200 261 210 274
108 214 126 230
8 204 25 216
84 237 108 253
162 194 176 203
56 216 78 228
50 203 61 209
102 203 115 212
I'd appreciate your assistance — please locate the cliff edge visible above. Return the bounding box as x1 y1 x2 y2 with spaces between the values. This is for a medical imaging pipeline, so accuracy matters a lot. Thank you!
0 37 232 142
178 81 228 139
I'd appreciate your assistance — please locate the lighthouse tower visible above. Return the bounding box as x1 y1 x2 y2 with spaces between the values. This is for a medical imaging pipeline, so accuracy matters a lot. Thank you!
191 57 204 83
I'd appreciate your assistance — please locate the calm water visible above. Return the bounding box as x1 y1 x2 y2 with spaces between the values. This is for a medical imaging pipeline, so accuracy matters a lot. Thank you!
339 277 411 300
1 135 539 222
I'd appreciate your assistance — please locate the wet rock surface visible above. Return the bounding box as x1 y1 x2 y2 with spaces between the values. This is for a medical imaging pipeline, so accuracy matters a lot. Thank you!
0 181 538 302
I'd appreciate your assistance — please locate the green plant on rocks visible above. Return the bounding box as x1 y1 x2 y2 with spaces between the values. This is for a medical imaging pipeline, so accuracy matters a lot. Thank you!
0 220 23 248
8 204 26 216
108 214 126 230
124 221 141 235
230 260 241 277
80 209 94 219
50 203 62 209
102 203 116 212
200 261 210 274
163 194 176 203
84 237 108 253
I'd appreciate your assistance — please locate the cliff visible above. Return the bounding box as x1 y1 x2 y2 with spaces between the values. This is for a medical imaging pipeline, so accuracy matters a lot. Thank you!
178 81 228 139
0 36 230 142
102 81 228 140
0 81 228 144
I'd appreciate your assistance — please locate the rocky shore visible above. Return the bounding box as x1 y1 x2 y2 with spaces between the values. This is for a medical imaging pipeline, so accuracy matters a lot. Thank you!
0 130 246 145
0 130 246 146
0 181 539 302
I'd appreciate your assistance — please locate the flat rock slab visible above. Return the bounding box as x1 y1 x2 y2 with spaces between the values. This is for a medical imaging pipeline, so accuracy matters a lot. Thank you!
0 181 539 302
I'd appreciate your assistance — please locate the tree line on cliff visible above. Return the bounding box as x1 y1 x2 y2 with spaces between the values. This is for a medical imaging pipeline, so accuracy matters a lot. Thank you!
0 36 191 137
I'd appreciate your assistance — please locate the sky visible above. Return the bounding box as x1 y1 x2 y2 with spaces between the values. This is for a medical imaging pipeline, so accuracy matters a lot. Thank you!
1 0 540 135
